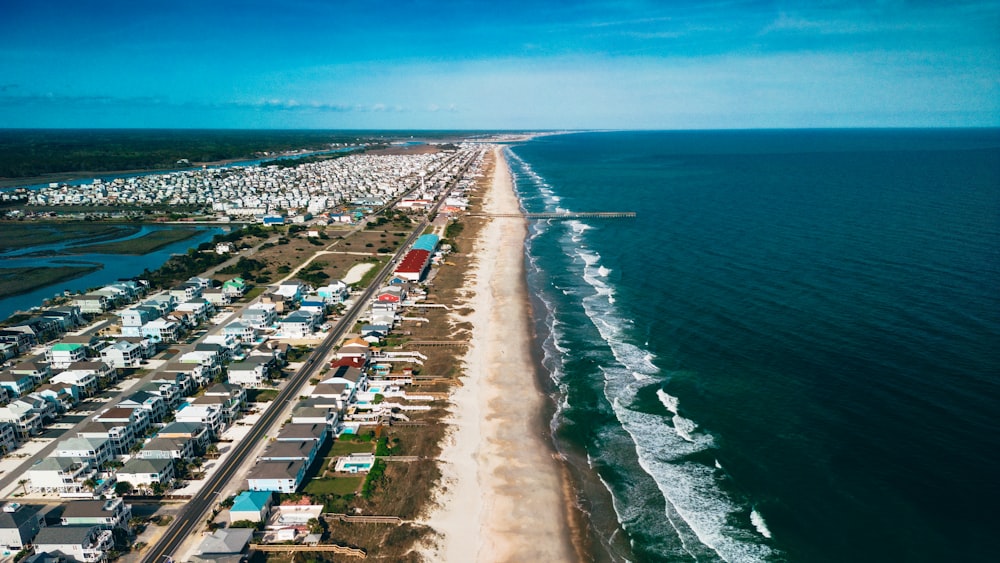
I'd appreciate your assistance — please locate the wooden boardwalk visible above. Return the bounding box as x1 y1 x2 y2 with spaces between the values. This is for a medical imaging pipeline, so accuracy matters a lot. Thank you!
398 340 469 347
468 211 636 219
326 513 404 524
250 543 367 557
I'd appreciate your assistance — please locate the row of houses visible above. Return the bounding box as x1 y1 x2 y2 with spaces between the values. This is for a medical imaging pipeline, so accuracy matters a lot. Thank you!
0 499 130 561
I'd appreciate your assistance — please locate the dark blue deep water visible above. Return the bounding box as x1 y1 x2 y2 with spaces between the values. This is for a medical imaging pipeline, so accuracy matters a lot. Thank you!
508 130 1000 562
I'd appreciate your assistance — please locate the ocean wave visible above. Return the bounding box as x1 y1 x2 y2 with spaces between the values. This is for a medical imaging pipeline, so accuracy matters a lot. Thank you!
751 509 773 540
612 391 772 562
576 251 773 561
510 143 776 561
658 389 699 442
577 249 616 305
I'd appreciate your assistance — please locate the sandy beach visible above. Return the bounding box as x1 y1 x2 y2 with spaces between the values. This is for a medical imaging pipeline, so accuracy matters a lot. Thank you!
423 147 576 561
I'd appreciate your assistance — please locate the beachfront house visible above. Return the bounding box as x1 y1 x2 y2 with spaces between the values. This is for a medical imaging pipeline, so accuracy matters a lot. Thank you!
118 306 160 329
289 404 338 429
335 338 370 362
168 282 203 302
189 528 254 563
246 459 307 493
0 343 17 362
228 491 273 524
260 439 318 465
276 422 329 443
140 294 177 316
158 421 210 451
118 336 157 358
0 423 18 454
41 306 86 332
51 369 98 397
176 298 215 324
274 282 307 303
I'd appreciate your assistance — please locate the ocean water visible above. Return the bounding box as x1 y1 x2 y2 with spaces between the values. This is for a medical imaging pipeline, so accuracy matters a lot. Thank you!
508 130 1000 562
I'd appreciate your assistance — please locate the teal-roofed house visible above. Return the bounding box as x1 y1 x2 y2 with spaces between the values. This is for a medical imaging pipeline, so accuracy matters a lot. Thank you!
222 278 247 298
229 490 273 524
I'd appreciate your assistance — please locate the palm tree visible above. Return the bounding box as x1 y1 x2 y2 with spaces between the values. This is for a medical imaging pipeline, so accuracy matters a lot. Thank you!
17 479 28 496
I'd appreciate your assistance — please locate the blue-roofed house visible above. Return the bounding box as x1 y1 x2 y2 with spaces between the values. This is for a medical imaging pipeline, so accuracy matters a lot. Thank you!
229 490 273 524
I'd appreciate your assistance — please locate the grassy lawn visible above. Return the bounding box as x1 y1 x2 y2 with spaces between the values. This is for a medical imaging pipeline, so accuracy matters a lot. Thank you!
240 285 267 302
245 388 279 403
68 227 201 255
303 476 363 496
330 440 375 456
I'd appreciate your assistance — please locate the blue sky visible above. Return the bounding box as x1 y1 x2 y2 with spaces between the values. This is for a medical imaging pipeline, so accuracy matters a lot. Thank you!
1 0 998 129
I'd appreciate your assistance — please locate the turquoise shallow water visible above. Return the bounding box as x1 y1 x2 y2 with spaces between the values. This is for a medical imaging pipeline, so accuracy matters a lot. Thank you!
509 130 1000 562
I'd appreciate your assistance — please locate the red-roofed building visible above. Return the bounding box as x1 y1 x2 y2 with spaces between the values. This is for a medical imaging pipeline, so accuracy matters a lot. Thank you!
394 249 432 281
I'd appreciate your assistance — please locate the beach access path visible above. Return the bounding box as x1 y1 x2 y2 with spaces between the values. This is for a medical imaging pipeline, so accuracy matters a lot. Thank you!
424 147 576 561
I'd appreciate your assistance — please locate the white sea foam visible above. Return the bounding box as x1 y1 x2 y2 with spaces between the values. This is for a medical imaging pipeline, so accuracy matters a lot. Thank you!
657 389 680 414
575 253 773 561
672 415 698 443
510 144 774 561
750 509 773 539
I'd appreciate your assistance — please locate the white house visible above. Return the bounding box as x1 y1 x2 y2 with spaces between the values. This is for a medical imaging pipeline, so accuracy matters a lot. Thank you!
278 311 316 338
117 457 175 490
175 404 224 438
99 340 143 369
226 357 270 388
45 343 88 369
53 436 113 467
33 524 114 563
222 321 257 344
26 457 96 494
246 460 307 493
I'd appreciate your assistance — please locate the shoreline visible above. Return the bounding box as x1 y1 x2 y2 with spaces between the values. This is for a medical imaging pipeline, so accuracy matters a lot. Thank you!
422 147 579 561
